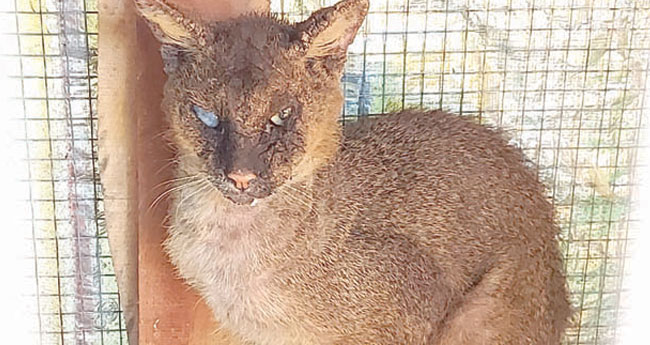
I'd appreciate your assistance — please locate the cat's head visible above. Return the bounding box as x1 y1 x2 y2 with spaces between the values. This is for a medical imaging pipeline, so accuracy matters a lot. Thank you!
137 0 368 205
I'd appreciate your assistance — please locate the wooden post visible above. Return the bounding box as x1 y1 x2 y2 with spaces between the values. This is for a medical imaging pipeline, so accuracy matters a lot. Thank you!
99 1 270 344
98 0 140 342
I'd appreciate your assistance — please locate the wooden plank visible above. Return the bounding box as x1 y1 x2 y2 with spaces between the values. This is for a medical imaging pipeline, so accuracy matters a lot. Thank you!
134 16 198 343
97 0 140 343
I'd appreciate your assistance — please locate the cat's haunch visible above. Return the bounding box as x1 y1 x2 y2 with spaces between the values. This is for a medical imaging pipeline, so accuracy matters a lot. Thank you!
137 0 571 343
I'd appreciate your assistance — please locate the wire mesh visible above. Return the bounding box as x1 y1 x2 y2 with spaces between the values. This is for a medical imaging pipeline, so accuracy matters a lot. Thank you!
274 1 649 344
2 0 648 344
1 0 127 343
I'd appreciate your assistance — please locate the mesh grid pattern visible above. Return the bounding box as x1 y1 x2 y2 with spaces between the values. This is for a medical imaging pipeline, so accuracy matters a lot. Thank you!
1 0 127 343
1 0 648 344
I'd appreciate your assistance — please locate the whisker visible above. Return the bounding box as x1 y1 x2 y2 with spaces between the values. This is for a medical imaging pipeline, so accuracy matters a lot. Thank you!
277 184 313 209
154 159 180 176
154 153 196 175
150 129 172 141
174 180 213 220
151 174 201 191
281 183 314 201
147 178 204 213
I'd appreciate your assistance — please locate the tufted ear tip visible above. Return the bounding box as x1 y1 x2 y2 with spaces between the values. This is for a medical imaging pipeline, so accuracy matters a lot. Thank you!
334 0 370 15
294 0 368 60
135 0 206 48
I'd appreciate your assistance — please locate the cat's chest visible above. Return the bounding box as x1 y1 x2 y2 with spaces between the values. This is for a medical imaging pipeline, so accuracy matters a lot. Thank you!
168 205 269 282
165 203 289 324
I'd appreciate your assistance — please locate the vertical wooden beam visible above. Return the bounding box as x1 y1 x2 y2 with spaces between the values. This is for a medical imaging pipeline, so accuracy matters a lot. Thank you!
134 16 195 344
100 1 269 345
98 0 140 343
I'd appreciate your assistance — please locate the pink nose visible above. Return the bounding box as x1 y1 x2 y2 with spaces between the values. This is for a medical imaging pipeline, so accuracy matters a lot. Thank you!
227 171 257 190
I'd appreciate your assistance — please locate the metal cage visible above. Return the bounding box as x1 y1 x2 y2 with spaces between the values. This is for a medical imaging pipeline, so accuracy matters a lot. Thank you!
3 0 648 344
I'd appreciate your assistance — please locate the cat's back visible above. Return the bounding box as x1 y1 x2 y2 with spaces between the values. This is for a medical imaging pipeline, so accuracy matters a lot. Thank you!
339 110 525 179
323 110 557 252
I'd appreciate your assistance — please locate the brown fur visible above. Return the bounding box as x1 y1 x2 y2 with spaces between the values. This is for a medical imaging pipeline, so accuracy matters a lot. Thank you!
136 0 571 343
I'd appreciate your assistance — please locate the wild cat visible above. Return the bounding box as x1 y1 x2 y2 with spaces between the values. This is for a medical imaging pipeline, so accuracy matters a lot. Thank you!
136 0 571 343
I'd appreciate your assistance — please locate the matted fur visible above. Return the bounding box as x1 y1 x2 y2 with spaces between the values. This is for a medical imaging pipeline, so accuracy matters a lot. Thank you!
136 0 571 343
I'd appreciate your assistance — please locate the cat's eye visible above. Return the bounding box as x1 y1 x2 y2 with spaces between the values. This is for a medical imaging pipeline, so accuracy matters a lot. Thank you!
192 105 219 128
270 107 293 126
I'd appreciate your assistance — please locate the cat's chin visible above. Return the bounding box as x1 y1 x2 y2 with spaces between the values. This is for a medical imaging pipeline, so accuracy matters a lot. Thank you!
220 190 272 207
224 194 256 206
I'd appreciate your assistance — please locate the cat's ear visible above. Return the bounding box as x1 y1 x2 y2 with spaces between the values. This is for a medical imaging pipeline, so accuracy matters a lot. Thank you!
135 0 206 48
294 0 368 61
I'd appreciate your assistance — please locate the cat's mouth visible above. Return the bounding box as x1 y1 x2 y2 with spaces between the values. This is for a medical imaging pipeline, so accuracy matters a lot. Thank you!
224 192 257 206
207 174 273 206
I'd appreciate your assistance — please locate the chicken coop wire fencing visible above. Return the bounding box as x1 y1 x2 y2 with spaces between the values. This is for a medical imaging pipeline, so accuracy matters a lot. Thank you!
275 0 650 344
0 0 128 343
1 0 648 344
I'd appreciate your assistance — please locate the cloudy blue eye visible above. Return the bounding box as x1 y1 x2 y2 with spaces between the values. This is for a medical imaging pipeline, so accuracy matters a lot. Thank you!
192 105 219 128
